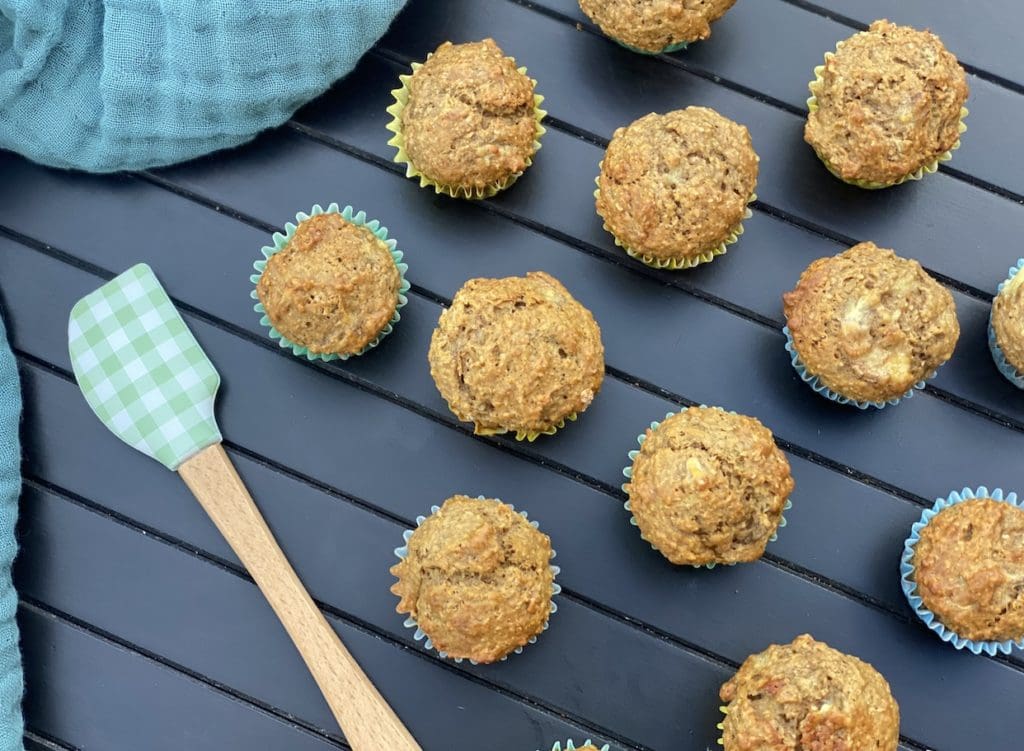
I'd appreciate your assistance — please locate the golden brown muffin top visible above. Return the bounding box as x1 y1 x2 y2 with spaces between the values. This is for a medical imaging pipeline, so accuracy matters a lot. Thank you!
596 107 758 263
390 496 555 663
912 498 1024 643
992 270 1024 374
401 39 540 192
783 242 959 403
720 634 900 751
256 213 400 356
625 407 793 566
805 19 968 185
579 0 737 53
428 272 605 436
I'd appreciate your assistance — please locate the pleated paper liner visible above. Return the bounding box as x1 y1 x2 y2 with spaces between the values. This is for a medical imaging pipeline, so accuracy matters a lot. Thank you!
392 499 561 664
386 60 546 200
611 37 689 55
806 41 968 189
622 406 791 569
250 203 409 362
901 486 1024 656
717 704 729 747
474 411 577 442
542 740 610 751
989 258 1024 389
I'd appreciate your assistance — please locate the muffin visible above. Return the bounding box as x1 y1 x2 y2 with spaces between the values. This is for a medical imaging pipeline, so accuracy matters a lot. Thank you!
252 204 408 361
386 39 545 199
428 272 605 440
578 0 738 54
596 107 758 269
390 496 558 663
719 634 900 751
783 242 959 407
904 492 1024 648
805 19 969 188
624 407 793 566
990 259 1024 388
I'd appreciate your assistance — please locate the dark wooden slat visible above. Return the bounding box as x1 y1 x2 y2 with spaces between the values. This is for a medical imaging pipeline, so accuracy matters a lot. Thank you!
3 241 1022 751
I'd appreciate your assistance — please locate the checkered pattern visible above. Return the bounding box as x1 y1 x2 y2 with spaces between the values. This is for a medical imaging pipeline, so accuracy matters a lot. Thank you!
68 264 221 470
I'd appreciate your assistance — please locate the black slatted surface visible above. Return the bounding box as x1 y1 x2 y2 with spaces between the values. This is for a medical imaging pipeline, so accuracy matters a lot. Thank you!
2 1 1023 749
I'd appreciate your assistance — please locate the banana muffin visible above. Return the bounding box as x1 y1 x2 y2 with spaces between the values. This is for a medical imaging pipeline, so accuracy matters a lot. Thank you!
720 634 900 751
388 39 544 199
910 497 1024 643
579 0 738 53
624 407 793 566
783 242 959 405
805 19 969 188
428 272 605 439
255 211 403 357
390 496 556 663
991 262 1024 381
596 107 758 269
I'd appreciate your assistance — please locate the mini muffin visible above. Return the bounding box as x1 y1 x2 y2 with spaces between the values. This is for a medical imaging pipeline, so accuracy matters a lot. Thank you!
254 207 405 360
386 39 545 199
624 407 793 566
909 497 1024 644
596 107 758 269
579 0 738 54
805 19 969 188
720 635 899 751
428 272 604 439
783 242 959 406
390 496 557 663
990 260 1024 387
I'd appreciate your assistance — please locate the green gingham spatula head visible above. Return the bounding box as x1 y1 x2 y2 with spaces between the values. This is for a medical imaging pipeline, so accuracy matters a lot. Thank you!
68 263 222 471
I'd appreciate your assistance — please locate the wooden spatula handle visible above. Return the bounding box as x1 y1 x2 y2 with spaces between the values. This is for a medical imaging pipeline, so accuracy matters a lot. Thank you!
179 443 420 751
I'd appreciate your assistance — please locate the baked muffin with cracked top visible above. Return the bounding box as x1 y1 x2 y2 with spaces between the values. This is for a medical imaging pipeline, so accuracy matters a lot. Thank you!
390 495 556 663
387 39 545 199
991 261 1024 386
255 211 403 358
910 497 1024 644
428 272 604 440
579 0 738 54
805 19 969 188
783 242 959 406
596 107 758 269
720 634 900 751
624 406 793 566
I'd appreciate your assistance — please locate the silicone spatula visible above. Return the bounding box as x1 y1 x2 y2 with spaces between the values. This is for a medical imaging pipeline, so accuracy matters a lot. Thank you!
68 263 420 751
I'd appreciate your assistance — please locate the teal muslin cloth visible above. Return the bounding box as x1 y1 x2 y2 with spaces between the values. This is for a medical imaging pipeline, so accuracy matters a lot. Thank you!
0 316 23 751
0 0 407 172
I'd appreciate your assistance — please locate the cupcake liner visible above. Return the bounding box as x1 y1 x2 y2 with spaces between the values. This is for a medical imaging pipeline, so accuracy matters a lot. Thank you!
473 412 578 443
901 486 1024 656
393 498 561 664
716 704 729 747
621 406 792 569
988 258 1024 389
385 60 546 200
541 740 611 751
594 171 755 269
250 203 410 362
783 325 932 409
611 37 689 55
806 42 969 189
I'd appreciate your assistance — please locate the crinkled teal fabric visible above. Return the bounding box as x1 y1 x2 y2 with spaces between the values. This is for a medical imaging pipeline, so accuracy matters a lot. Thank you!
0 0 407 172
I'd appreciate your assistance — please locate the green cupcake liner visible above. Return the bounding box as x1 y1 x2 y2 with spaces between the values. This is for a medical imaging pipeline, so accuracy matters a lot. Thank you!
469 411 578 442
611 37 689 55
716 704 729 747
595 170 755 269
806 43 968 189
622 405 792 568
250 203 409 362
542 740 611 751
385 59 547 200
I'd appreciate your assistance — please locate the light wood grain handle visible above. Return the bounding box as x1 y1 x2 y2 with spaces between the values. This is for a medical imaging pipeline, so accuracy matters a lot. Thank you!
179 443 420 751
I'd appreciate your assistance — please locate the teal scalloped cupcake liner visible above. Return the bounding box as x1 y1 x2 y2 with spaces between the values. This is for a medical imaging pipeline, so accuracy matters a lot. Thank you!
542 740 610 751
783 325 929 409
901 486 1024 656
989 258 1024 389
612 37 689 55
250 203 410 362
393 498 561 664
622 406 792 569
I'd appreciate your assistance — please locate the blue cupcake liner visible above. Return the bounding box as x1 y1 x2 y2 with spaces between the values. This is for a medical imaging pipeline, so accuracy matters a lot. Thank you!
901 486 1024 656
783 325 930 409
622 405 792 569
393 498 561 664
251 203 410 362
543 741 610 751
988 258 1024 389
